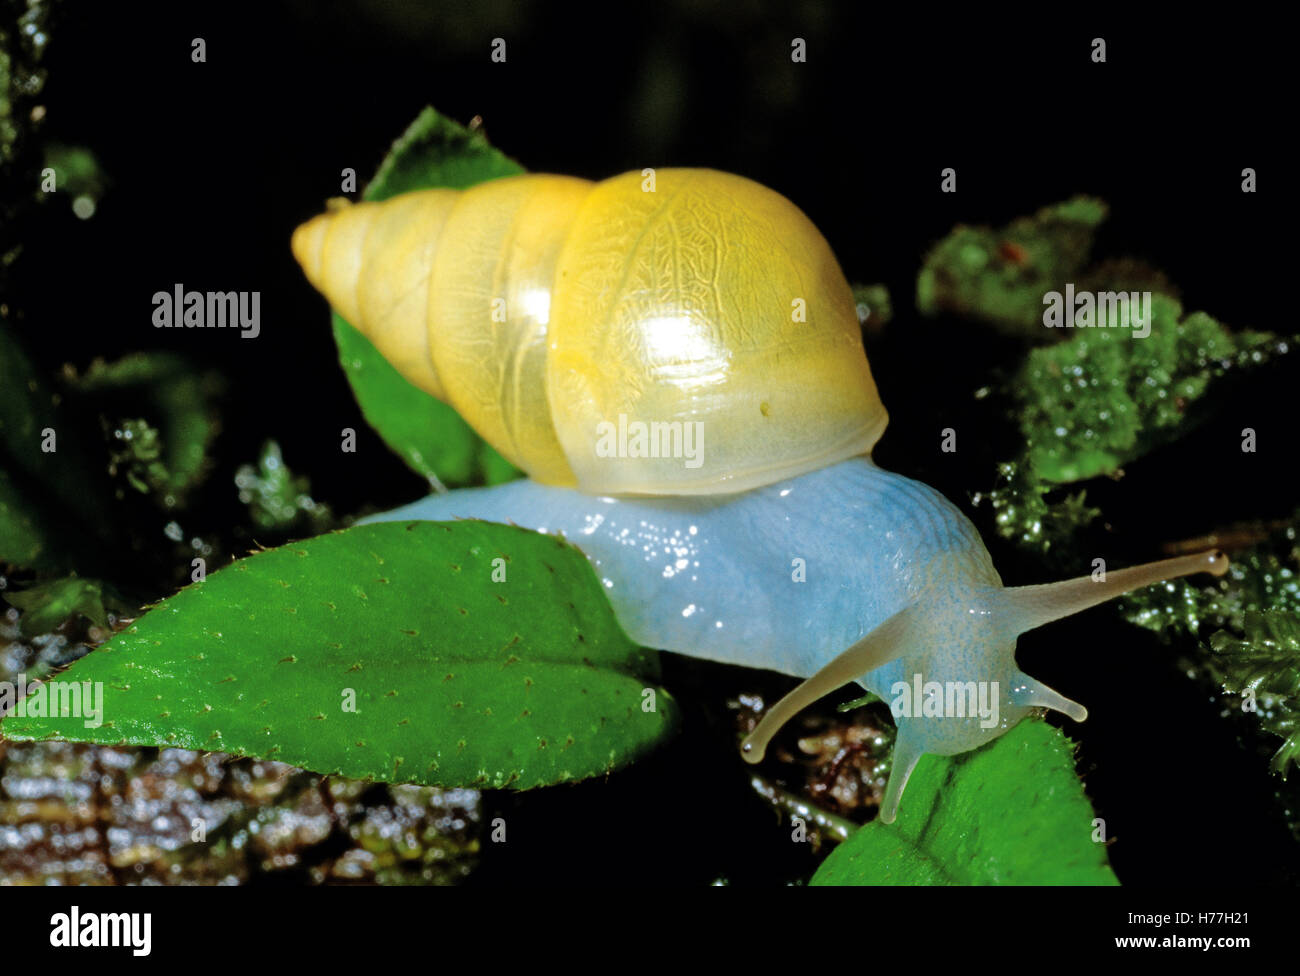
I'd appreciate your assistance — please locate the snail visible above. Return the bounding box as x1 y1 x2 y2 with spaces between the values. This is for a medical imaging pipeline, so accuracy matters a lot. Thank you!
291 168 1228 823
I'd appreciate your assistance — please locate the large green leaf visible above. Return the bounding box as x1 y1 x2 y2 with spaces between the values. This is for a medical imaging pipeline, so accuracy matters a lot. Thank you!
328 107 524 488
811 721 1117 885
1 520 678 789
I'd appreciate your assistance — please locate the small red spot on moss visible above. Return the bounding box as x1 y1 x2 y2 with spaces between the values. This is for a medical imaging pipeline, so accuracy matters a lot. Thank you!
998 240 1029 266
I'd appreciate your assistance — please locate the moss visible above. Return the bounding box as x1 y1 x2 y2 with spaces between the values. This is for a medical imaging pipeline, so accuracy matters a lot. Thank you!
916 195 1107 337
1016 296 1280 484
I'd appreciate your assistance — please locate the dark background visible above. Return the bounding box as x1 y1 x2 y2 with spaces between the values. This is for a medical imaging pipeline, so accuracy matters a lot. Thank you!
11 1 1296 884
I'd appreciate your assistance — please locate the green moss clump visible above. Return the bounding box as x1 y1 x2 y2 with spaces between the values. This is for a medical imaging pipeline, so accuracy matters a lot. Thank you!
1017 296 1279 484
916 196 1107 336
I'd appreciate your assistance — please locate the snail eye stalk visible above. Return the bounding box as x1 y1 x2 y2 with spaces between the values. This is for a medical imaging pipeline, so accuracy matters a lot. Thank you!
996 549 1228 638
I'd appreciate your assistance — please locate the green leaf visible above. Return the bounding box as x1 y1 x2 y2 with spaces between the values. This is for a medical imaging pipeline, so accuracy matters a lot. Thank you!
331 312 488 488
478 440 524 486
1 521 678 789
3 575 121 637
811 721 1117 885
364 107 525 201
328 107 525 488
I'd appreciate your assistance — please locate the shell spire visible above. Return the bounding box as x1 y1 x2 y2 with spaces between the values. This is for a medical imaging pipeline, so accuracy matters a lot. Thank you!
291 190 460 401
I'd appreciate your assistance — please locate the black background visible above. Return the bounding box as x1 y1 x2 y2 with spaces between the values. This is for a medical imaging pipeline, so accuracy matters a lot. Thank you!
10 1 1297 885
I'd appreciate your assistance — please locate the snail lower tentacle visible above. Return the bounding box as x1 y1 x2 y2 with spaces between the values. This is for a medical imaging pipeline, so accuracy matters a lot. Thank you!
739 603 920 764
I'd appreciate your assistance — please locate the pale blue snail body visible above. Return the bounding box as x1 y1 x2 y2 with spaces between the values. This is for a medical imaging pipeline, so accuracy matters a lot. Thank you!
363 457 1226 822
295 167 1228 822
